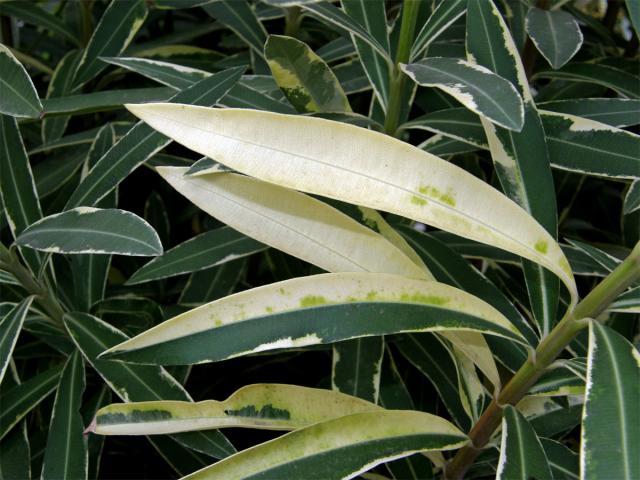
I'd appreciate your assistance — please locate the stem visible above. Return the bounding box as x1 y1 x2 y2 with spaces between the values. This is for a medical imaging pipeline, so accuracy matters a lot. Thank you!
383 0 419 137
284 7 302 38
445 242 640 480
80 0 94 47
0 245 65 325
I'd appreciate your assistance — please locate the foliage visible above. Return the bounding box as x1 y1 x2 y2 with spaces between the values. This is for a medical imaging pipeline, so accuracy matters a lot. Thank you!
0 0 638 479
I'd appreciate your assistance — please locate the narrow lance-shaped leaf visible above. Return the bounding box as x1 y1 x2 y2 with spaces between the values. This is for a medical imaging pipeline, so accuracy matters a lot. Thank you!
467 0 560 337
41 351 87 480
73 0 148 86
496 405 553 480
125 104 577 301
401 58 524 131
0 365 31 480
0 44 42 118
42 49 82 143
265 35 351 113
0 115 44 273
538 98 640 128
525 7 583 69
182 410 467 480
0 297 34 385
89 384 380 436
63 312 235 459
410 0 466 60
0 1 80 46
156 169 429 280
101 272 526 365
65 67 245 209
332 337 384 403
128 226 266 285
17 208 163 257
541 438 579 480
581 321 640 480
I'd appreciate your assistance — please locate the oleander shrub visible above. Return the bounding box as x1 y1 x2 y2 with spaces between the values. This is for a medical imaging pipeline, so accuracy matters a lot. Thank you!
0 0 638 479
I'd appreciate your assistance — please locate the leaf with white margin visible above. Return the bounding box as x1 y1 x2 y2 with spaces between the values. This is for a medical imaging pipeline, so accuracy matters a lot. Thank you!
88 383 380 436
608 286 640 314
16 208 163 256
0 44 42 118
496 405 552 480
100 272 526 365
181 410 467 480
401 58 524 131
156 169 430 280
124 104 577 302
581 321 640 480
623 180 640 215
0 297 34 385
525 7 583 69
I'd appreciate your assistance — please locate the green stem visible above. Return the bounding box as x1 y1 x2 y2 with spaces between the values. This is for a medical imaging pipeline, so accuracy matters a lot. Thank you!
284 6 302 38
0 244 65 325
383 0 420 137
444 241 640 480
80 0 94 47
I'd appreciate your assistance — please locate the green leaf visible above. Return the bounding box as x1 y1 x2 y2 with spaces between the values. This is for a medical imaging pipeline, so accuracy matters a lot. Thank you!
17 208 163 256
341 0 390 109
265 35 351 113
65 67 245 208
0 115 44 273
41 351 87 480
581 322 640 480
89 383 379 436
41 87 174 117
154 0 216 9
410 0 467 60
157 169 429 280
73 0 148 86
0 297 34 385
541 438 579 480
0 1 80 46
534 63 640 99
0 367 61 441
0 367 30 480
627 0 640 36
525 8 583 69
181 410 466 480
127 226 266 284
332 337 384 403
179 259 247 307
538 98 640 127
609 286 640 313
124 104 577 300
63 312 235 459
301 1 391 62
42 50 83 143
101 272 526 365
467 0 560 337
497 405 552 480
402 58 524 131
0 44 43 118
203 0 268 57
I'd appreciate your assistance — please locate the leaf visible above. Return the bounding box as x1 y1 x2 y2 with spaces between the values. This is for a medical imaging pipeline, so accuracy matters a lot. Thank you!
42 50 83 143
124 104 576 299
609 286 640 313
332 337 384 403
0 1 80 46
101 272 525 365
0 297 34 385
89 383 379 436
179 260 247 307
73 0 148 86
541 438 579 480
181 410 466 480
525 7 583 69
41 351 87 480
0 367 61 441
0 366 30 480
41 87 174 117
496 405 552 480
627 0 640 36
265 35 351 113
202 0 268 57
301 1 391 62
401 58 524 131
128 226 266 284
65 67 245 209
538 98 640 128
466 0 560 337
0 44 43 118
534 63 640 99
17 208 163 256
341 0 390 109
157 169 429 280
581 322 640 480
410 0 467 60
63 312 235 459
0 115 44 273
